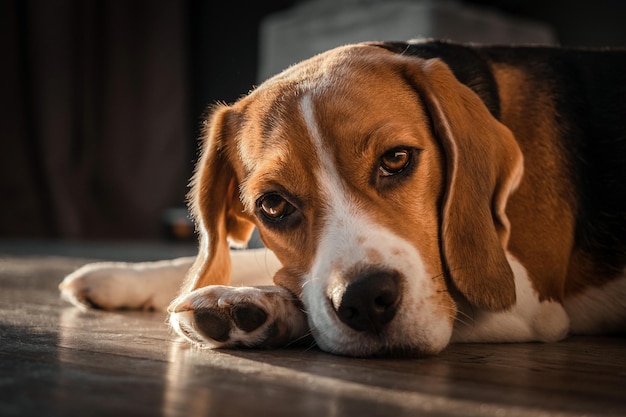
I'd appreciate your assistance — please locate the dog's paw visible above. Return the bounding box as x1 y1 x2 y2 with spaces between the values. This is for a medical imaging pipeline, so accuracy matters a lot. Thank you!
168 285 310 349
59 259 189 311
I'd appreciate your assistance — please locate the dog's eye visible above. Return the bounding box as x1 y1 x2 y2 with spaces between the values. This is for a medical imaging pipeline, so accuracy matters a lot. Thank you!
257 193 296 222
379 148 411 177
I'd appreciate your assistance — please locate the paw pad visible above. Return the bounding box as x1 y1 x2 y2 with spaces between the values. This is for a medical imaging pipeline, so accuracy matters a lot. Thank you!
193 303 269 343
232 303 268 332
194 309 231 342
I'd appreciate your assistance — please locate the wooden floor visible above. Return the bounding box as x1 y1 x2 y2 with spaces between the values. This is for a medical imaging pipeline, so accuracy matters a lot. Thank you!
1 255 625 417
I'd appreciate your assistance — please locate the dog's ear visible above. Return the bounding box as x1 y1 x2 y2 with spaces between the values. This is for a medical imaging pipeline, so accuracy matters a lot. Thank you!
408 58 524 311
184 105 256 291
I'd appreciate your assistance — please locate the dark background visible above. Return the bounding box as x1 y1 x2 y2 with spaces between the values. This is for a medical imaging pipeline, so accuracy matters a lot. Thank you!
2 0 625 242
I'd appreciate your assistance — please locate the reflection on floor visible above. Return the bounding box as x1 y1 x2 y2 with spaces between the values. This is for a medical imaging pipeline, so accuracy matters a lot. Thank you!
1 252 625 417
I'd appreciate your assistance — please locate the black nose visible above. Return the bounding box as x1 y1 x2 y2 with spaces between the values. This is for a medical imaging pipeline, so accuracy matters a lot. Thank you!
333 269 401 333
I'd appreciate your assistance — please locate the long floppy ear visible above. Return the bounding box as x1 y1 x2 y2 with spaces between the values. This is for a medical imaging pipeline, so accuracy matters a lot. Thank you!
183 105 256 292
409 58 524 311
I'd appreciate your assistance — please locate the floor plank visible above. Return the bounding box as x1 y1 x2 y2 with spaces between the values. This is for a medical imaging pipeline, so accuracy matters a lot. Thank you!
1 255 625 417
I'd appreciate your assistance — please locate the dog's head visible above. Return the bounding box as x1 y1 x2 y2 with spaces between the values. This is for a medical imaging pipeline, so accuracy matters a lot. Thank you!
185 43 523 356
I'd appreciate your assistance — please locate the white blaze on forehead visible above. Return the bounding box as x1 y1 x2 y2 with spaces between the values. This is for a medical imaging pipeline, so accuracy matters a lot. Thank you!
298 93 364 256
299 94 343 197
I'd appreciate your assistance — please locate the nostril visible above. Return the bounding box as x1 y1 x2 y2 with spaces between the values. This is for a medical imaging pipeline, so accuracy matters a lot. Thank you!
375 291 396 309
339 306 358 320
333 269 401 333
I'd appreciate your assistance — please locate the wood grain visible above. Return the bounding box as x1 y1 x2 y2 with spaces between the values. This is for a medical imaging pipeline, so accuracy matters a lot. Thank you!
1 256 624 417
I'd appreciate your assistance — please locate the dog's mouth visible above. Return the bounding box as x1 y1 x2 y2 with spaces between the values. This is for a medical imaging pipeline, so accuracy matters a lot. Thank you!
307 314 450 359
308 324 434 358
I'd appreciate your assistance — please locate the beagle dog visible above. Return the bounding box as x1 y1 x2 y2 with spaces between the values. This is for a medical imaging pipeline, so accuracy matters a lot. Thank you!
60 40 626 357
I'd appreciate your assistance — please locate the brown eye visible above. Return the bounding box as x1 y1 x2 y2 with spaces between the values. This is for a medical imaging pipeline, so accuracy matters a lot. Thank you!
379 148 411 177
257 194 296 222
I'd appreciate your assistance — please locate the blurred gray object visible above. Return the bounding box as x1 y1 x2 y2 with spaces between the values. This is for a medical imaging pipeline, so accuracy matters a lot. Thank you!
258 0 557 81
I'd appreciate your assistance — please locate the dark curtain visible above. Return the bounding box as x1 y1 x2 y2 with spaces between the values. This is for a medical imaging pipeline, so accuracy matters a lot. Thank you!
1 0 190 239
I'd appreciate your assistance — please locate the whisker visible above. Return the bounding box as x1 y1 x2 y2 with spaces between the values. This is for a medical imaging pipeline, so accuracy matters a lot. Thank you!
285 326 319 353
281 330 316 350
429 266 476 327
430 265 469 282
453 315 473 328
455 308 473 323
301 336 320 353
300 277 314 290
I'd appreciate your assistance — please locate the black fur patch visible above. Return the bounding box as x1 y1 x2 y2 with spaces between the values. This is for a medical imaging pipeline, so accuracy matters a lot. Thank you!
371 40 501 119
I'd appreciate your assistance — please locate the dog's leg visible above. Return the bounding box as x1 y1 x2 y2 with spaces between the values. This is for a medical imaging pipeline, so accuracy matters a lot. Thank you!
59 257 194 311
59 248 279 312
168 284 310 349
225 248 282 287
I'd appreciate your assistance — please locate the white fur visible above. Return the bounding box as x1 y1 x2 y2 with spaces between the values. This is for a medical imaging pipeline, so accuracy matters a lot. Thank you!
59 249 277 311
565 268 626 335
59 257 193 311
299 94 452 356
452 253 570 343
